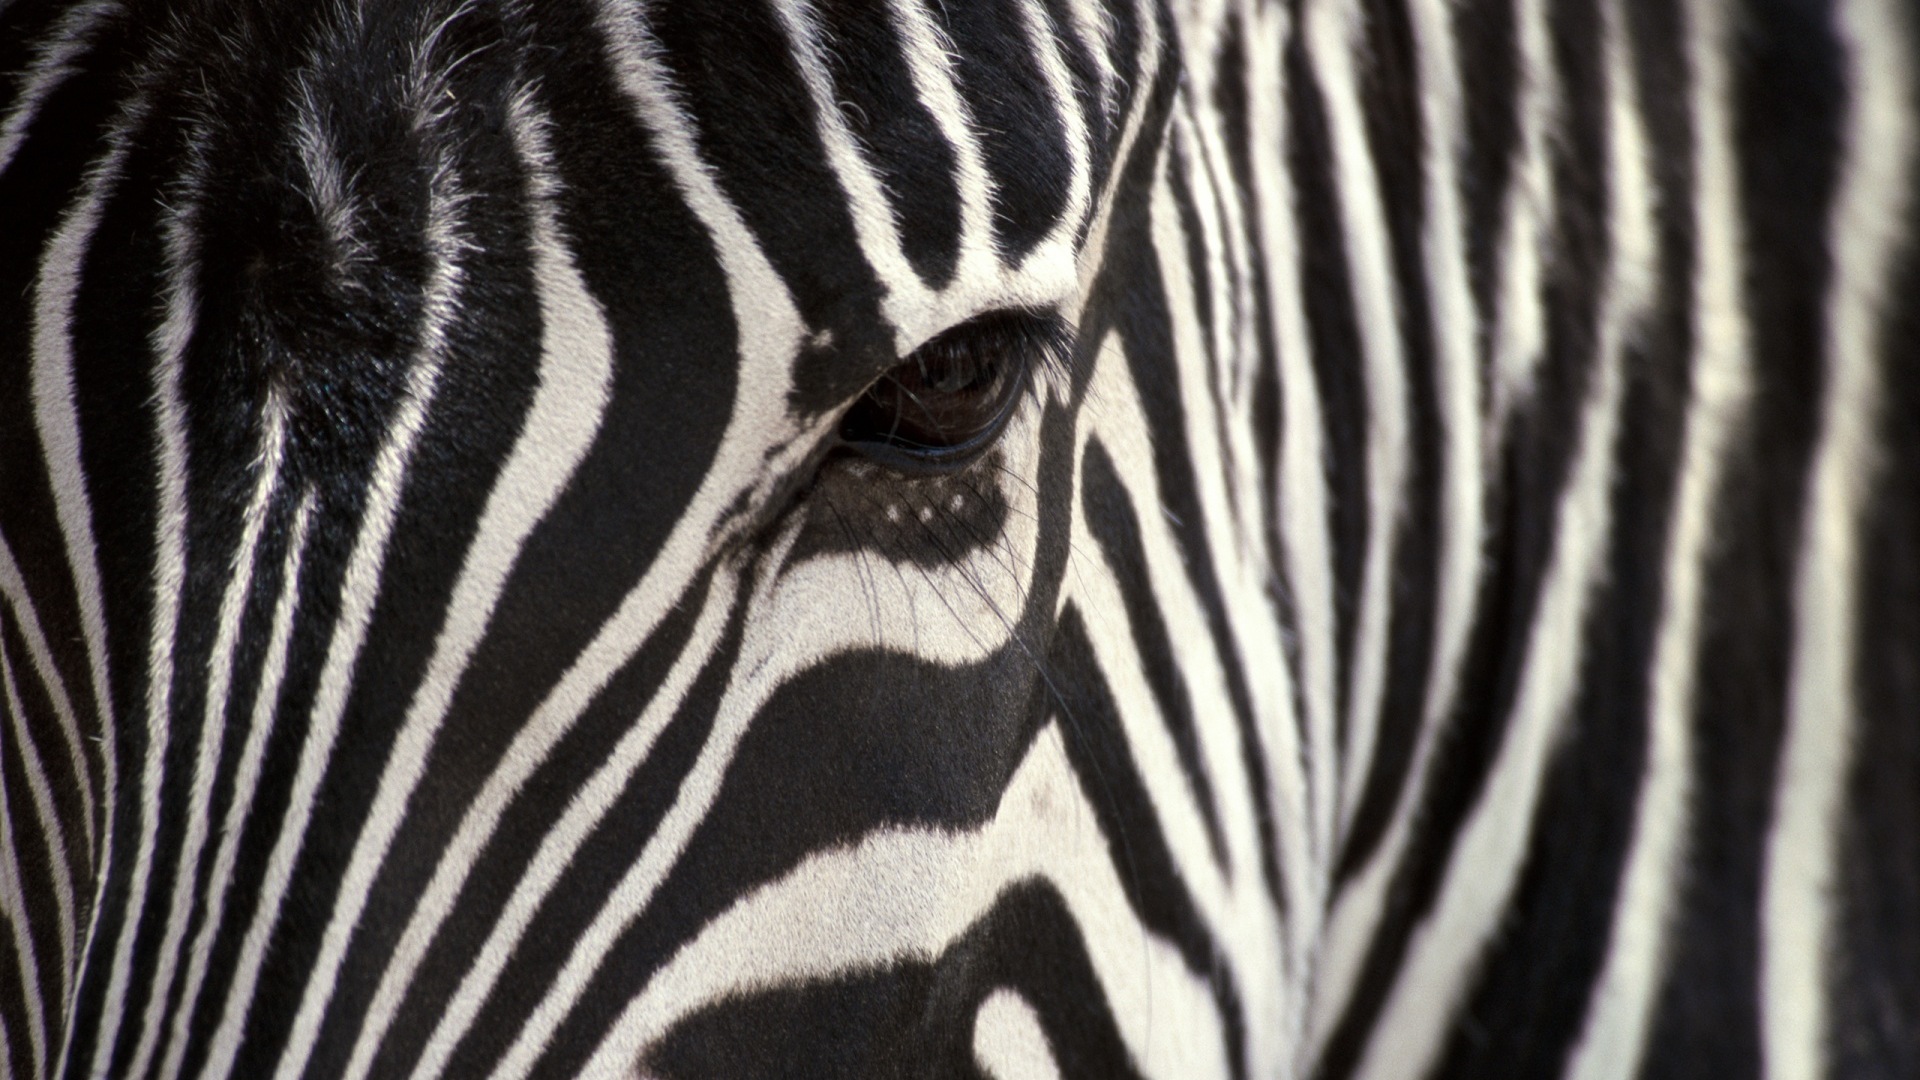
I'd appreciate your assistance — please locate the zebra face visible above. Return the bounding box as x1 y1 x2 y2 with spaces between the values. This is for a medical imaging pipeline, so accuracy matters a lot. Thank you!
2 0 1302 1077
14 0 1920 1076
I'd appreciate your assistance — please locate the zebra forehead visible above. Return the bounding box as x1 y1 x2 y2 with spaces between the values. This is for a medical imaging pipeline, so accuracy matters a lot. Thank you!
151 0 1138 430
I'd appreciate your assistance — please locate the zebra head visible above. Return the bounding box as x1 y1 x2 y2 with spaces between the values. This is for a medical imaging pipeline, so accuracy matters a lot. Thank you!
8 0 1920 1078
3 1 1304 1077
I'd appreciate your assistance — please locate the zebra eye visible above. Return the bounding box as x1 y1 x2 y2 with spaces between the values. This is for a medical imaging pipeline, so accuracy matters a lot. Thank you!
838 312 1048 469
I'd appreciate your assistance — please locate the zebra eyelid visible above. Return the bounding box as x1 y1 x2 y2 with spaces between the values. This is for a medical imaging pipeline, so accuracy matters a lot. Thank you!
834 309 1066 474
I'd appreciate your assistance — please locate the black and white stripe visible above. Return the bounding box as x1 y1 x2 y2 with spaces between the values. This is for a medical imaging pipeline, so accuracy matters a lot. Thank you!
3 0 1916 1077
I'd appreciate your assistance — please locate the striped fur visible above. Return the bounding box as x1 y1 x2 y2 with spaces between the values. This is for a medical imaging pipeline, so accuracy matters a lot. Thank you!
2 0 1916 1077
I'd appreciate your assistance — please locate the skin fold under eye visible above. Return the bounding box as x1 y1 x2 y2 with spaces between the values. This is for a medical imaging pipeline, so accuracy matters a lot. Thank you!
838 310 1065 472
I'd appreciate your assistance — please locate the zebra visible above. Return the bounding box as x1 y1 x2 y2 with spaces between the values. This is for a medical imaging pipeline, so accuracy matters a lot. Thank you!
2 0 1916 1075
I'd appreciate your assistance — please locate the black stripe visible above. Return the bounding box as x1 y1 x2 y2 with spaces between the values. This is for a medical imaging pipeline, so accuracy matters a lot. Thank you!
1643 0 1845 1069
0 680 66 1061
1835 157 1920 1076
1456 0 1519 344
641 881 1149 1080
1089 51 1288 915
56 77 170 1080
0 0 141 830
336 564 715 1080
1282 23 1368 747
0 905 37 1080
1315 0 1615 1065
1436 28 1696 1052
810 0 962 290
150 489 306 1080
1 611 92 899
1336 0 1445 887
1081 439 1233 869
438 574 751 1078
924 0 1074 262
643 0 893 414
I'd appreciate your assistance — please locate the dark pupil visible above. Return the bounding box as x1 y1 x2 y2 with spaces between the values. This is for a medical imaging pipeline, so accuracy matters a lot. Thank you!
842 334 1017 452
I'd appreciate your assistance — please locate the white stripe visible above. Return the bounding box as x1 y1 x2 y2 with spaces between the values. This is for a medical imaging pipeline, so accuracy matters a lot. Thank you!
1762 0 1915 1076
483 354 1059 1080
90 111 199 1080
1177 0 1229 99
1136 155 1301 1070
32 88 146 1080
580 722 1234 1080
1486 0 1556 439
388 4 824 1071
0 607 78 1016
1243 7 1339 991
1061 0 1119 121
1066 0 1164 331
394 567 739 1080
0 0 121 177
158 491 314 1080
197 155 467 1080
0 534 95 874
1564 0 1750 1072
1300 0 1411 854
1404 0 1485 847
126 399 289 1078
1312 0 1552 1044
292 87 371 278
973 988 1064 1080
268 85 618 1080
772 0 941 342
0 728 50 1080
1351 9 1657 1072
1014 0 1097 263
885 0 1001 288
